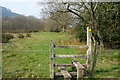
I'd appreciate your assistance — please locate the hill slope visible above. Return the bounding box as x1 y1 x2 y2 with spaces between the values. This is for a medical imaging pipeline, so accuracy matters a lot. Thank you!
0 6 22 17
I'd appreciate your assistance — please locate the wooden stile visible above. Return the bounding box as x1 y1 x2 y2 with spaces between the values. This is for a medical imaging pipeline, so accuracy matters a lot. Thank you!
50 27 92 79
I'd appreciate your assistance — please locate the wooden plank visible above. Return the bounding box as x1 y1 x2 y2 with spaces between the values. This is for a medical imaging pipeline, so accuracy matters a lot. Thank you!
72 59 84 78
86 27 92 75
55 72 77 76
58 67 72 79
54 45 88 48
55 64 87 67
50 40 54 79
55 54 87 58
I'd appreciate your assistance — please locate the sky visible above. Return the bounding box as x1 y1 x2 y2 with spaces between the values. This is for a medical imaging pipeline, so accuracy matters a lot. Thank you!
1 1 45 18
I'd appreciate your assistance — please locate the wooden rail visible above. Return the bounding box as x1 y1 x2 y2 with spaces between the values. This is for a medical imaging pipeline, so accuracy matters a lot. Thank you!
58 67 72 79
55 72 77 76
55 64 87 67
54 45 88 48
72 59 84 78
55 54 87 58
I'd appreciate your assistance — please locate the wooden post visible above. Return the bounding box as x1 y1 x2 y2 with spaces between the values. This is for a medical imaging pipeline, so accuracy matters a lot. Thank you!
50 40 54 79
91 42 98 77
86 27 92 75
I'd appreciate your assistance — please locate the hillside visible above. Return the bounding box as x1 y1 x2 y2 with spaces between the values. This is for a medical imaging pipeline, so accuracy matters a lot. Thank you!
0 6 22 17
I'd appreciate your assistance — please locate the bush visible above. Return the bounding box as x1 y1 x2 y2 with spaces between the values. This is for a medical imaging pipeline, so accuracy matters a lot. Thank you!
2 33 14 43
50 27 61 32
26 33 31 37
18 34 24 38
27 29 39 33
74 25 87 42
66 28 74 35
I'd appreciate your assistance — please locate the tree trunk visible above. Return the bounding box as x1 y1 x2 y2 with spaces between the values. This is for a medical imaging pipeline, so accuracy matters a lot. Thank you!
97 30 104 50
62 27 65 32
91 33 96 45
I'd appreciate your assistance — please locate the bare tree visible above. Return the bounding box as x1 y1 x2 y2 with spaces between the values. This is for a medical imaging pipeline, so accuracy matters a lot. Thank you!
40 2 74 32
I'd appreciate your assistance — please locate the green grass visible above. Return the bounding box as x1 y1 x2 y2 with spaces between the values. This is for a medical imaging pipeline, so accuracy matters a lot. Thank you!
2 32 120 78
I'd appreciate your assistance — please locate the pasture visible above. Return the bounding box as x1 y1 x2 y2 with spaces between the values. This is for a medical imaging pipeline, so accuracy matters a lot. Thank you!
2 32 120 78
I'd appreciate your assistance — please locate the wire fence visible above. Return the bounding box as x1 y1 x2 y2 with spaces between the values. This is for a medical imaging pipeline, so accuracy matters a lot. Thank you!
2 43 120 77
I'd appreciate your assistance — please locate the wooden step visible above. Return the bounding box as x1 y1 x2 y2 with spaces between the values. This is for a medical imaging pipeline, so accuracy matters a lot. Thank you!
71 59 84 78
58 67 72 79
55 72 77 76
55 72 87 76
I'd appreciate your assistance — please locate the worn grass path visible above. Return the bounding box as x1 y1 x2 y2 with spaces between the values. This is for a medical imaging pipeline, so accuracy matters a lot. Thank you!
2 32 70 78
2 32 120 78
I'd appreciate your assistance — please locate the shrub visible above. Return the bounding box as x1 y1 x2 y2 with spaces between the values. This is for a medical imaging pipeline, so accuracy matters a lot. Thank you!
26 33 31 37
66 28 74 35
50 27 61 32
2 33 14 43
18 34 24 38
74 25 87 42
27 29 39 33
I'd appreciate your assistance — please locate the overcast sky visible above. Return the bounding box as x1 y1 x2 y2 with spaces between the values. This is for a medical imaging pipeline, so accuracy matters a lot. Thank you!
1 1 45 18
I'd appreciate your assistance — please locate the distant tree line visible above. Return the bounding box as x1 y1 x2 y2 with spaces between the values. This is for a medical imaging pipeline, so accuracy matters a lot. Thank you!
2 16 45 33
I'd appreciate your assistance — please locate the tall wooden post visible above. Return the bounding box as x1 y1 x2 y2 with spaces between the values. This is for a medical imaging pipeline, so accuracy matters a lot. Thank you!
50 40 54 79
86 27 92 75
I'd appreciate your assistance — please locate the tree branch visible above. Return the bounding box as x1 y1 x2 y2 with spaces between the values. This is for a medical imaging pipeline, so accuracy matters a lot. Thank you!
67 3 89 25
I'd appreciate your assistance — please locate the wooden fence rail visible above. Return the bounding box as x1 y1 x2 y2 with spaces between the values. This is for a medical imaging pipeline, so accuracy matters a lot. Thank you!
55 54 87 58
54 45 88 48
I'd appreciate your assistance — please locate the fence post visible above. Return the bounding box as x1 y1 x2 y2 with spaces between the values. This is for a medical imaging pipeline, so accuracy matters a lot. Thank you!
50 40 54 79
86 27 92 75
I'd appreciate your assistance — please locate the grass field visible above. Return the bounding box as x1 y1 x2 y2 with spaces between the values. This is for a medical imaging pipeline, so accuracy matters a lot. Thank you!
2 32 120 78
